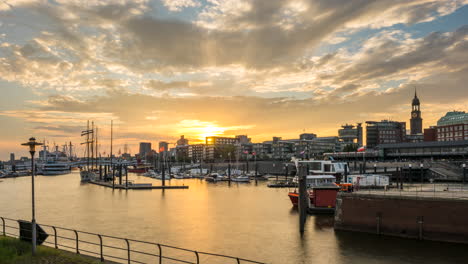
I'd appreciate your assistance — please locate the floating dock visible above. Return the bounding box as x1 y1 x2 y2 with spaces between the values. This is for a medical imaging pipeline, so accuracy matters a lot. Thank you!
89 181 189 190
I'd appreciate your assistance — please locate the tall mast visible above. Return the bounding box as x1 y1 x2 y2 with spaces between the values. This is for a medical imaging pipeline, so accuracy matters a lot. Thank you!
110 120 113 172
95 126 98 169
87 121 90 170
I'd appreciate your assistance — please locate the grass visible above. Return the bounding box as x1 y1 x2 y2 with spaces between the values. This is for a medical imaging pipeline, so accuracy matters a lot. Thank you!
0 236 107 264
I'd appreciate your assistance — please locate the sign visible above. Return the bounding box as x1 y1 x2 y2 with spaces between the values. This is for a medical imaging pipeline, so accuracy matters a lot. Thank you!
17 220 49 245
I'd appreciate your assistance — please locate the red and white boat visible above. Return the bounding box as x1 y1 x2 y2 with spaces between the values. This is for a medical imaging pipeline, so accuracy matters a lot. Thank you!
288 175 337 206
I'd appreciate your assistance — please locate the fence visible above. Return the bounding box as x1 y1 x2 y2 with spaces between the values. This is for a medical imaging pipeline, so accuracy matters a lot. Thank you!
353 183 468 200
0 216 265 264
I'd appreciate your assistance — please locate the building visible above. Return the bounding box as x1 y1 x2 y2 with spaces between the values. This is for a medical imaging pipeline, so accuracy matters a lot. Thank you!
410 90 423 135
188 144 205 162
9 153 15 165
366 120 406 148
138 142 152 158
272 137 295 160
176 135 189 146
436 111 468 142
377 140 468 159
235 135 251 144
424 127 437 141
299 133 317 140
159 141 169 153
205 136 240 145
175 145 189 161
338 123 363 145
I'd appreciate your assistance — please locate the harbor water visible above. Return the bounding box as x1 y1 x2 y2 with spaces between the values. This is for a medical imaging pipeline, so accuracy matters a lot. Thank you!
1 172 467 264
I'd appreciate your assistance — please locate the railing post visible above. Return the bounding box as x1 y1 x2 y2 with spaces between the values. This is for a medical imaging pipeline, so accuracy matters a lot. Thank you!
194 251 200 264
98 234 104 262
157 244 162 264
74 230 80 254
237 257 241 264
1 217 5 236
52 226 58 248
125 239 130 264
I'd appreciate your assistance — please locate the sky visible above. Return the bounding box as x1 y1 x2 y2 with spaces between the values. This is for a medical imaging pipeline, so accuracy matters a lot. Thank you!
0 0 468 159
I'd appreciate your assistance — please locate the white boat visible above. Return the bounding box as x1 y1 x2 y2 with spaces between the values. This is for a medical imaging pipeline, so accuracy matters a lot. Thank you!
142 169 158 178
205 173 227 182
155 173 171 180
173 173 185 179
43 162 71 176
292 175 336 188
231 175 251 182
80 170 96 182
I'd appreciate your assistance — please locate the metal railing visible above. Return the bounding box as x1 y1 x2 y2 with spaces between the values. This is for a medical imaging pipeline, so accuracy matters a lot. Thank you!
351 183 468 200
0 216 265 264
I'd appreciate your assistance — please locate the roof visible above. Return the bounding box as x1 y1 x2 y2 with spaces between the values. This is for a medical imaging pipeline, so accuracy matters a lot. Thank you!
376 140 468 149
437 111 468 126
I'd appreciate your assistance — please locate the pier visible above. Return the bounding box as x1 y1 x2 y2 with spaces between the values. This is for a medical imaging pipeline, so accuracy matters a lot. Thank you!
335 188 468 244
88 180 189 190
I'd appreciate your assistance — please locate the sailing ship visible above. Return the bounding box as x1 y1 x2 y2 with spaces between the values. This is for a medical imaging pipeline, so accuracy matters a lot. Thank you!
80 121 96 182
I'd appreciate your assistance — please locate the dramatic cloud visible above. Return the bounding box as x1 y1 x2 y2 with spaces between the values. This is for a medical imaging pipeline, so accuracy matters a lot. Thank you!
0 0 467 158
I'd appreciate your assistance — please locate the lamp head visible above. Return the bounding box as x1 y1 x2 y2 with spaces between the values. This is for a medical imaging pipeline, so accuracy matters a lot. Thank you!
21 137 43 153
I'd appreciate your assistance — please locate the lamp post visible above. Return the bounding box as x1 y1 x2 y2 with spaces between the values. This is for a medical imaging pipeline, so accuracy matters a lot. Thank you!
409 163 412 184
420 163 424 184
21 137 43 256
463 164 466 185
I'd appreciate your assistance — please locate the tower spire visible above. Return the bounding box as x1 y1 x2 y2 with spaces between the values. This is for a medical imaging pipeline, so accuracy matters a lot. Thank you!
414 87 417 98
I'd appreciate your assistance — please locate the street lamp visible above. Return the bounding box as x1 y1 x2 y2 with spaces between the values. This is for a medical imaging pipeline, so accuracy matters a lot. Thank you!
21 137 43 255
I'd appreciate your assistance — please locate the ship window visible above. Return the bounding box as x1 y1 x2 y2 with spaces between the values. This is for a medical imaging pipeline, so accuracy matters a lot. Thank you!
309 162 321 171
324 164 332 172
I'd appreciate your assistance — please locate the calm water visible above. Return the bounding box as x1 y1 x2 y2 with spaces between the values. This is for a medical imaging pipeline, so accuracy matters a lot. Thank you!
1 172 467 264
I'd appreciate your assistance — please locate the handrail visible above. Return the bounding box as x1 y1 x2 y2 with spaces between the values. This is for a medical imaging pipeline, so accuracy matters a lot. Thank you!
0 216 266 264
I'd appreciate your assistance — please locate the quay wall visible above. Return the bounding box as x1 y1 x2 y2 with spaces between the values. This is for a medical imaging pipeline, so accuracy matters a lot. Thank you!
334 193 468 244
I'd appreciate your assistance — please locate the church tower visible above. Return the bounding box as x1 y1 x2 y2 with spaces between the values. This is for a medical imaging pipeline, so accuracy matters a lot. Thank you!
410 90 423 135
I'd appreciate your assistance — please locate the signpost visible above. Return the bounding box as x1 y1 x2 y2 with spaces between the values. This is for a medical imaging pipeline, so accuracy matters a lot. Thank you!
18 220 48 246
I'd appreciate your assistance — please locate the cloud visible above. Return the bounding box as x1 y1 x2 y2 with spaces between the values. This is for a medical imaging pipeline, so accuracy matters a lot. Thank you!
162 0 200 12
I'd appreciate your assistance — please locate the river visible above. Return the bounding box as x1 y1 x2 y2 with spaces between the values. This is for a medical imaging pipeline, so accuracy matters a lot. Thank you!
0 172 467 264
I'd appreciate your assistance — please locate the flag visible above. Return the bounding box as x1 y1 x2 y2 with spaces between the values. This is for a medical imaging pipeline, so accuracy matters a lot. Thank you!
252 151 256 156
159 146 165 152
357 146 366 152
243 151 249 154
300 150 305 155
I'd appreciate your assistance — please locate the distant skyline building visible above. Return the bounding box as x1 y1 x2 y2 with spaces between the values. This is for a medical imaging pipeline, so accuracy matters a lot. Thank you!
139 142 151 158
9 153 15 165
299 133 317 140
436 111 468 141
338 123 362 145
177 135 189 146
410 90 423 135
366 120 406 148
159 141 169 153
205 136 240 145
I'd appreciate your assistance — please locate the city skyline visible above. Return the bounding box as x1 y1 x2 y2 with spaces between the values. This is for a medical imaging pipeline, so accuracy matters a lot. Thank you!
1 0 468 159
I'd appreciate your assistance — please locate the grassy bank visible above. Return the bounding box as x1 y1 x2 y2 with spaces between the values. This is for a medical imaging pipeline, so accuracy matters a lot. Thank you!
0 236 105 264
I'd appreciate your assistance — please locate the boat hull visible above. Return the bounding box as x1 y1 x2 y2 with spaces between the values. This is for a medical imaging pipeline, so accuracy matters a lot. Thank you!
288 192 314 207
